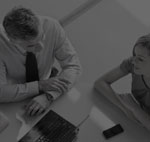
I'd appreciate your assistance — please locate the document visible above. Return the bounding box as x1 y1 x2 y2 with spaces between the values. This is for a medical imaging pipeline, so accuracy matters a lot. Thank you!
16 108 43 141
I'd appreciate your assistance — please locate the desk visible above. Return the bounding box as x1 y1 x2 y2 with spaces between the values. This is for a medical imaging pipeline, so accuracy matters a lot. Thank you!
0 82 150 142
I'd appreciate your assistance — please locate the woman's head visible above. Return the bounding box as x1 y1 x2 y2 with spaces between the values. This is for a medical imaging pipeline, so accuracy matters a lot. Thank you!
132 34 150 76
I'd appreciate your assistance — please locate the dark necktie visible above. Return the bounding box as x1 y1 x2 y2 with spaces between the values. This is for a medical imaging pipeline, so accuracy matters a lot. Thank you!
25 52 39 82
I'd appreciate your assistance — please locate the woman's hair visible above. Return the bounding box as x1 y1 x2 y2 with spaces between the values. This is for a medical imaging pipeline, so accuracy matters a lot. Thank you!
3 6 39 41
133 34 150 56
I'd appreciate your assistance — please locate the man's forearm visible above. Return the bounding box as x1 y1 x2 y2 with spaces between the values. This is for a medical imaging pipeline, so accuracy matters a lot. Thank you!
38 68 81 100
0 81 39 102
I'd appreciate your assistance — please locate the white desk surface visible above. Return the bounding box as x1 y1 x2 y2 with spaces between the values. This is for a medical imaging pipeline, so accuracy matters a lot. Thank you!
0 82 150 142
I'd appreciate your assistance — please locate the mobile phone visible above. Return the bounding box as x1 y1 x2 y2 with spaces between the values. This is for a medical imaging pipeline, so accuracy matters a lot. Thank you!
102 124 124 139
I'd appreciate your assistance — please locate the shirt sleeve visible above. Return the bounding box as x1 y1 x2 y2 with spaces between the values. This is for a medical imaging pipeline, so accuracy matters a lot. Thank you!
120 57 133 74
47 20 82 100
0 59 39 102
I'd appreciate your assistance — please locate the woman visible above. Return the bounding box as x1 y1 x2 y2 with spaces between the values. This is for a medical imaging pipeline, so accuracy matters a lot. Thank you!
94 34 150 130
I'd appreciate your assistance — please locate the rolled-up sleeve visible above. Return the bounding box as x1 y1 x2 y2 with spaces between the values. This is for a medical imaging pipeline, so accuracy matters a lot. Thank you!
0 59 39 102
47 20 82 100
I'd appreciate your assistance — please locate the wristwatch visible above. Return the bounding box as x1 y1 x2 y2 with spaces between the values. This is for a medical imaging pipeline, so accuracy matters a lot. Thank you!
45 92 54 102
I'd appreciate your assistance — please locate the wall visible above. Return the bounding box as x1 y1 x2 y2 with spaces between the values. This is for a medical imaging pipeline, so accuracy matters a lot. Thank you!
0 0 87 22
116 0 150 27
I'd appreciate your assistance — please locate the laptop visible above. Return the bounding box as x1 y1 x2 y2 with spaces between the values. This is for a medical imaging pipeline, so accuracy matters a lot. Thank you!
18 110 79 142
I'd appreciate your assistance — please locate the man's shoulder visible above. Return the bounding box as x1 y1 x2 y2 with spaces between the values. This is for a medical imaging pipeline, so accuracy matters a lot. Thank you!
0 24 10 45
0 24 6 37
38 15 62 36
38 15 59 28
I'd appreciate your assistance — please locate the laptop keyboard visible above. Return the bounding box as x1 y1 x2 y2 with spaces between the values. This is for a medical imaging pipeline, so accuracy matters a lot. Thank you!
19 110 77 142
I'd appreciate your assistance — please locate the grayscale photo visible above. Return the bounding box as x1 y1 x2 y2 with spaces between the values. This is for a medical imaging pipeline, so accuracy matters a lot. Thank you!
0 0 150 142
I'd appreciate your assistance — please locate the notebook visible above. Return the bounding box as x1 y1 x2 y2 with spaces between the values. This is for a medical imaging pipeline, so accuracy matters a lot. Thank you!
18 110 78 142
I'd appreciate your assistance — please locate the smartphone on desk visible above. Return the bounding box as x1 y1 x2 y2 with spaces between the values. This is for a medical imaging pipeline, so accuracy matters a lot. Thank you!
102 124 124 139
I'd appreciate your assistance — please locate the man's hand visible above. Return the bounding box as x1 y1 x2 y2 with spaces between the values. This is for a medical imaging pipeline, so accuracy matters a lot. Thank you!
38 78 67 92
25 94 52 116
72 136 78 142
38 78 57 92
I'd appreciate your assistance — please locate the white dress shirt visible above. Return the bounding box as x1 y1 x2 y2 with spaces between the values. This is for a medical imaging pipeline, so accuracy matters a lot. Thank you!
0 16 81 102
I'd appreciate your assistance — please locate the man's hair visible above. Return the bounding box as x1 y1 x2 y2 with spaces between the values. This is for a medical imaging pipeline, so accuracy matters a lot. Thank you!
133 34 150 56
3 6 39 40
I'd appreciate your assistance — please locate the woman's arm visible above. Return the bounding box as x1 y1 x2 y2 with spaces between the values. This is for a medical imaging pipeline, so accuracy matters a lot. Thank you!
94 65 129 98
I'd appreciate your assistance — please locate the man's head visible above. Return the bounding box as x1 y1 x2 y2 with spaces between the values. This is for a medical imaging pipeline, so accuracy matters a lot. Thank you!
3 6 44 52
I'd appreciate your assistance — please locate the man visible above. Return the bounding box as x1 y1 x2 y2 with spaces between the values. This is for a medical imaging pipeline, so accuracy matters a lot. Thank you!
0 6 81 116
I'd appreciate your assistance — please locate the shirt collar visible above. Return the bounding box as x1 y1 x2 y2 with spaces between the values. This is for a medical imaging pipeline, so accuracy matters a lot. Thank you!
15 44 27 55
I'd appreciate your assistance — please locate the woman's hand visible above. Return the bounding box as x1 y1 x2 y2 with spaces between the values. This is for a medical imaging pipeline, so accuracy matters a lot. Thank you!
25 94 52 116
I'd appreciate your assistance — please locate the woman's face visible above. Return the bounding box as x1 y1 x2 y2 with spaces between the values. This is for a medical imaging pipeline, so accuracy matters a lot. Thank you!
132 45 150 77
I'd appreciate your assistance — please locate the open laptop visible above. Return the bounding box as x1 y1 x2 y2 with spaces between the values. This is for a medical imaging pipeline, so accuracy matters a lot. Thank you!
18 110 83 142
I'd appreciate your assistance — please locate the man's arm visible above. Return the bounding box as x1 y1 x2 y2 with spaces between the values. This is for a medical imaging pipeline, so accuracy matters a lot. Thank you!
38 20 82 100
0 59 39 102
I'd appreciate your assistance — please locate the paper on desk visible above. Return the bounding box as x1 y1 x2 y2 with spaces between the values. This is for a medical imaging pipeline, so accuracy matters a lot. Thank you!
0 112 9 133
16 110 32 141
16 108 48 141
90 106 116 130
68 88 81 103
